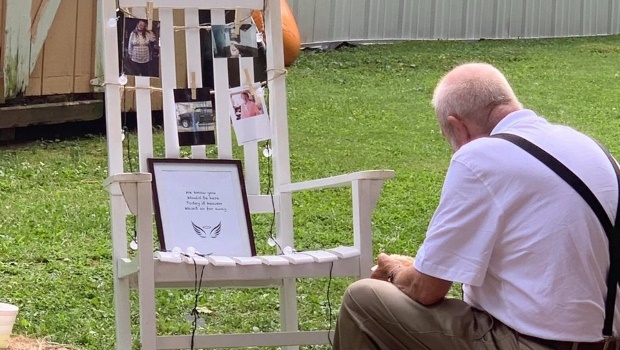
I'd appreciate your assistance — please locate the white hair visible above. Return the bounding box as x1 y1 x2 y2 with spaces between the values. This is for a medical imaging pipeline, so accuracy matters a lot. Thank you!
432 63 521 132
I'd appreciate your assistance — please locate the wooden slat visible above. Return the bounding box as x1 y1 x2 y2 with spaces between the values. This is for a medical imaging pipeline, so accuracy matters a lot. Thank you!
24 52 43 96
30 0 61 75
25 0 46 96
41 0 77 95
3 0 32 98
0 0 5 103
128 0 155 171
159 8 181 157
73 0 96 93
135 77 154 172
184 8 207 159
212 9 233 159
173 9 187 94
101 0 124 175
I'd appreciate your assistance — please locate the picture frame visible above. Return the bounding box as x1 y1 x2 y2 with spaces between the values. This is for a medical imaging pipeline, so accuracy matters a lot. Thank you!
148 158 256 256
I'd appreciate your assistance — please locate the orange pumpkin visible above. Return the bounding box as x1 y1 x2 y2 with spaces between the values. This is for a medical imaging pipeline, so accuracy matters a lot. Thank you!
252 0 301 66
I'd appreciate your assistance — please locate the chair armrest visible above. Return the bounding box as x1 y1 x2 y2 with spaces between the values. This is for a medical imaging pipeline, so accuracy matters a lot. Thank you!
103 172 152 215
279 170 395 193
103 172 152 189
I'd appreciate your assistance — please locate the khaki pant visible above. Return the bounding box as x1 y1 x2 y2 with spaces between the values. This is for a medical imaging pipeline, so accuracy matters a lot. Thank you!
333 279 550 350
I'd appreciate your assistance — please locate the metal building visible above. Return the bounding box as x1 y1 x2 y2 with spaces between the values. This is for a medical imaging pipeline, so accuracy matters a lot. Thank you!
288 0 620 46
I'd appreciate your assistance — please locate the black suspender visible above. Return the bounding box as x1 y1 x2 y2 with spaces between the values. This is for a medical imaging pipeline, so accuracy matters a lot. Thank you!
490 132 620 337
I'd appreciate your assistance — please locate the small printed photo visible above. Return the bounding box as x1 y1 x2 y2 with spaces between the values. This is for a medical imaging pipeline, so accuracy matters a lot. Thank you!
174 88 216 146
211 23 260 59
229 88 264 120
228 84 271 145
122 17 161 77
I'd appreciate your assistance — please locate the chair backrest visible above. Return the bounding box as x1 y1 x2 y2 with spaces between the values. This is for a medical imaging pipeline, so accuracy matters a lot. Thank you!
102 0 294 245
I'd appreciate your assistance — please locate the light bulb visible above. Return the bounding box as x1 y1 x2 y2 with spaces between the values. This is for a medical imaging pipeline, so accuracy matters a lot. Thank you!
121 129 126 141
262 146 272 157
172 247 182 257
186 246 196 256
256 87 264 97
283 246 294 255
107 17 119 28
118 73 128 86
267 237 276 247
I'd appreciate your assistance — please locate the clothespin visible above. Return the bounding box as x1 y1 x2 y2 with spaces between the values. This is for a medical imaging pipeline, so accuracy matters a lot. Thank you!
243 68 256 96
146 2 153 30
190 72 197 100
233 7 241 36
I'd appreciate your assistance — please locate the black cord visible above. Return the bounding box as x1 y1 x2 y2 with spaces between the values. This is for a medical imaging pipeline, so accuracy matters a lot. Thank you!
327 261 334 346
124 125 134 173
264 141 283 253
121 90 138 247
189 257 206 350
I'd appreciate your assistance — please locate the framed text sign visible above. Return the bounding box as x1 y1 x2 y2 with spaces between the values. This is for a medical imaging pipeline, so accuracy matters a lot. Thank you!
147 158 256 256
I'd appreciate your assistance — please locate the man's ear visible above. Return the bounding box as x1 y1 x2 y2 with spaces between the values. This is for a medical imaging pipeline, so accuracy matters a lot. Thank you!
447 115 471 146
377 253 390 265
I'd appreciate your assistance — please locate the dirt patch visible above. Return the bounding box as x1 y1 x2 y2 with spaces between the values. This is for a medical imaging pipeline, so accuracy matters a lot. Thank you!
6 336 80 350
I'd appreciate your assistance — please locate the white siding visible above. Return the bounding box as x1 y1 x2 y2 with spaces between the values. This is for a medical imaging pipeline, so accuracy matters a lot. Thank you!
288 0 620 46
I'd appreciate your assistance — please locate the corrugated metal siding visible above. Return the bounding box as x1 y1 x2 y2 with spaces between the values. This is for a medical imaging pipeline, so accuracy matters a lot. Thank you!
288 0 620 45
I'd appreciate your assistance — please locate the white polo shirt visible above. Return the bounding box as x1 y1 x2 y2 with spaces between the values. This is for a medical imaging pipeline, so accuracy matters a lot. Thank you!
415 109 619 341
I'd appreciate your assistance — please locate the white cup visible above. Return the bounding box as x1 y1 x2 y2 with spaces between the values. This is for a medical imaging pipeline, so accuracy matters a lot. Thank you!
0 303 18 349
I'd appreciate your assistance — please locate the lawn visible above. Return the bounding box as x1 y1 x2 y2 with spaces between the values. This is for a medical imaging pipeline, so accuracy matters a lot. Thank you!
0 34 619 349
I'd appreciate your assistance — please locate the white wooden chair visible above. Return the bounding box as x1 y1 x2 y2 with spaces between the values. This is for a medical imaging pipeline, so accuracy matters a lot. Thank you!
100 0 394 348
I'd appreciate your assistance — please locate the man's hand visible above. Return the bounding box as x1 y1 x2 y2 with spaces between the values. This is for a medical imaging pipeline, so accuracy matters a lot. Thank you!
370 252 453 306
370 253 414 281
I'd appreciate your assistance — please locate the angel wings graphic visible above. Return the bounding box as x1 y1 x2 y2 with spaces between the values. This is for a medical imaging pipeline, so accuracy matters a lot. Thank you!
191 221 222 238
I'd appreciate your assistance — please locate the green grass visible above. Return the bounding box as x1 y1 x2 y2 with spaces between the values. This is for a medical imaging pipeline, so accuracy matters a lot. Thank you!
1 34 619 349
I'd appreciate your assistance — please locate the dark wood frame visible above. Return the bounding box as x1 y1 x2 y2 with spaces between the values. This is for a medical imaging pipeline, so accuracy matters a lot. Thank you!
147 158 256 255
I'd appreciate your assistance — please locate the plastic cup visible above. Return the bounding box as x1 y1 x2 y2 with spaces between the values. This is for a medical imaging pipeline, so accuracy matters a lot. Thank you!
0 303 18 349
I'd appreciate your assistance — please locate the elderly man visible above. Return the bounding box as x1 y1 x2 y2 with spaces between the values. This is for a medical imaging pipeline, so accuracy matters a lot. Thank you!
333 63 619 349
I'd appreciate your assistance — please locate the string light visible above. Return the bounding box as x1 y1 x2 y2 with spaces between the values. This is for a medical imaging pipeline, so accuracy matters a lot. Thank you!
118 73 128 86
107 16 120 28
262 145 272 157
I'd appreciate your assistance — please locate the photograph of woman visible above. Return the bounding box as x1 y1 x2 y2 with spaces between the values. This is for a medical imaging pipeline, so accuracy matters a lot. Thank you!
123 18 160 77
238 91 262 119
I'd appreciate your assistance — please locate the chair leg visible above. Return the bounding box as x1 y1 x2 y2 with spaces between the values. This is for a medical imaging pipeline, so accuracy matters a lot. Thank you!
280 278 300 350
110 194 134 349
114 278 133 349
137 182 158 349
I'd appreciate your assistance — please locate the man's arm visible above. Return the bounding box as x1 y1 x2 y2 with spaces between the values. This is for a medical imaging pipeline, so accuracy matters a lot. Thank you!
372 253 452 305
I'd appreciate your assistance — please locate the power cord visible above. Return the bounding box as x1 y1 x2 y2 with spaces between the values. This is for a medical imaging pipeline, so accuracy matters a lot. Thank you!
263 141 283 253
326 261 334 346
189 257 206 350
121 89 139 250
